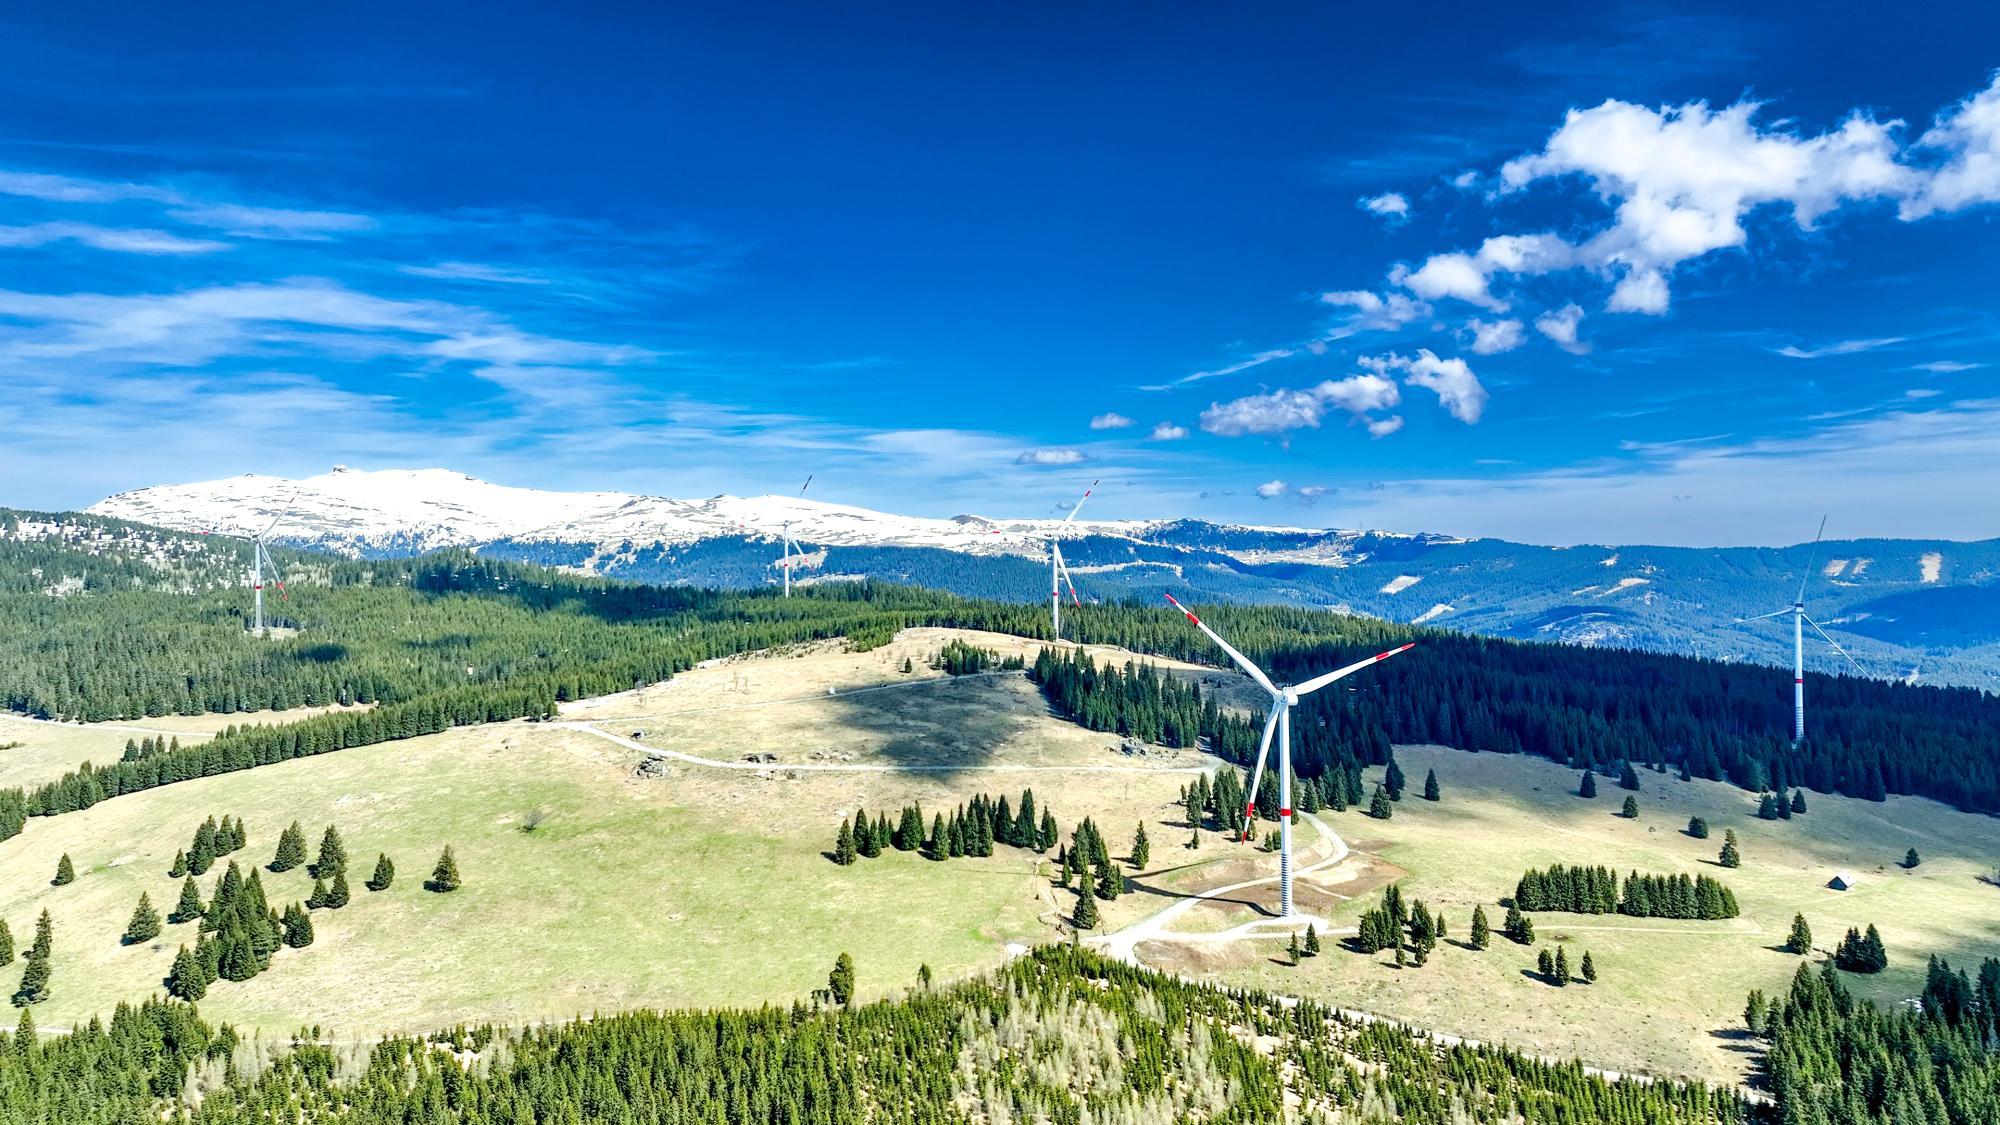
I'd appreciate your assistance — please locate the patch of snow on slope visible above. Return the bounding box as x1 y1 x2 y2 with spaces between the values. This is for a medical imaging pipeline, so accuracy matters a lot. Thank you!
1379 574 1422 595
1920 552 1942 583
1598 577 1651 596
1823 558 1848 578
1850 558 1871 578
1412 603 1453 624
1600 554 1618 567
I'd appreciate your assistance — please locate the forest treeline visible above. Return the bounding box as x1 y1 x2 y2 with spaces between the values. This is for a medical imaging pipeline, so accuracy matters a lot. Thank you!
1513 864 1741 920
0 945 1753 1124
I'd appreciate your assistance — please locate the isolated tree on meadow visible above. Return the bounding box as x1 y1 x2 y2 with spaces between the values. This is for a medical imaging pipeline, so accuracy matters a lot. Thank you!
1287 932 1301 966
1422 769 1441 801
1788 913 1813 954
1578 771 1597 799
1553 945 1570 986
51 854 74 886
427 847 461 893
1720 830 1742 868
1305 924 1320 956
1537 948 1554 978
1620 796 1640 819
1130 823 1150 869
270 821 307 872
1904 847 1921 869
1619 761 1641 791
366 853 395 891
1687 817 1709 839
1581 950 1597 982
122 893 163 946
828 953 855 1008
1384 753 1406 800
833 819 857 865
1470 906 1490 950
314 826 347 877
1791 789 1808 814
1369 786 1394 820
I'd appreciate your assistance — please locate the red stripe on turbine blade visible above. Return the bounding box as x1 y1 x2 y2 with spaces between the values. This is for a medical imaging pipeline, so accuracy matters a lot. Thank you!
1243 803 1256 817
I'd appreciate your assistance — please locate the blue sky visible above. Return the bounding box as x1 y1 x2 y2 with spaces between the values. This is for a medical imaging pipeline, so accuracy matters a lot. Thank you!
2 2 1997 544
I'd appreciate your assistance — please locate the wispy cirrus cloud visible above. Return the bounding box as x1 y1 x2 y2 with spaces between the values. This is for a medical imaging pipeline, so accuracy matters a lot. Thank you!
1773 336 1906 359
0 221 229 254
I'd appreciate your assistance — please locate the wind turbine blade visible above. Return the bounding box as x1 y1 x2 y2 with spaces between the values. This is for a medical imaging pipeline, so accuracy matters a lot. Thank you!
1053 545 1082 607
1238 705 1282 842
1292 642 1418 697
1162 594 1278 695
1734 607 1793 624
798 475 813 496
1803 616 1864 672
1795 515 1829 604
1060 479 1100 525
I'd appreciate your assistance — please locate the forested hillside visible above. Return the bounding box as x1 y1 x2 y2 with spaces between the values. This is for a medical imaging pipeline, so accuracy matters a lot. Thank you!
1 946 1751 1124
3 519 1997 849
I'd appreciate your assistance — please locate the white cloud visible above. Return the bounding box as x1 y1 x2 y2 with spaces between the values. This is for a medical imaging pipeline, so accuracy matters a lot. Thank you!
1391 233 1574 311
1255 480 1287 499
1466 317 1525 355
1359 192 1411 220
1319 288 1431 331
1915 360 1983 373
1149 421 1189 441
1199 374 1401 436
1367 415 1406 437
1361 349 1489 424
0 170 172 204
1297 484 1329 499
1015 447 1087 466
1533 303 1589 353
1905 388 1942 398
402 261 552 285
0 221 229 255
1088 412 1134 430
1902 73 2000 219
1450 170 1479 191
168 203 378 240
1773 336 1906 360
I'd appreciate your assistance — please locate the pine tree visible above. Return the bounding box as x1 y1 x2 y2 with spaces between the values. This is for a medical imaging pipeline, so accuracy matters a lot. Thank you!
1188 826 1200 850
281 903 314 948
1553 945 1570 985
1578 770 1597 798
1384 752 1406 800
1758 792 1782 820
827 952 856 1008
1788 913 1813 954
0 920 10 966
307 875 329 909
1037 809 1057 853
1470 905 1491 950
270 821 306 873
1620 795 1640 818
1093 857 1120 901
314 825 347 877
1368 785 1393 820
427 846 461 892
29 910 52 962
170 875 204 924
13 955 49 1006
1287 932 1301 966
1744 990 1767 1036
1073 884 1098 929
366 853 395 891
1129 823 1150 869
122 892 163 945
1790 789 1808 814
168 850 188 878
1304 924 1320 956
1519 914 1535 944
833 819 857 865
326 870 351 908
1904 847 1921 868
1619 760 1641 790
1422 769 1441 801
1581 950 1597 982
855 808 882 858
51 854 74 886
167 945 206 1001
1537 948 1554 977
1720 830 1742 868
1687 816 1709 839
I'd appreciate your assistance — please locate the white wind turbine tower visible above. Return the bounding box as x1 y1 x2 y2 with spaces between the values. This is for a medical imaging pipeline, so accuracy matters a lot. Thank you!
778 475 813 597
1046 479 1097 640
1737 516 1863 745
248 511 290 636
1165 593 1414 919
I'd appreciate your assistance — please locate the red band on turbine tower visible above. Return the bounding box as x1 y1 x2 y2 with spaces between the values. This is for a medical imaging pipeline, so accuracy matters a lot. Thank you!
1279 807 1292 817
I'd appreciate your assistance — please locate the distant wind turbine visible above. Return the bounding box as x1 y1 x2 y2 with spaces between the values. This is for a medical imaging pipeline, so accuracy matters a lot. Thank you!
248 510 290 636
1047 480 1097 640
779 475 813 598
1736 516 1862 745
1165 593 1414 919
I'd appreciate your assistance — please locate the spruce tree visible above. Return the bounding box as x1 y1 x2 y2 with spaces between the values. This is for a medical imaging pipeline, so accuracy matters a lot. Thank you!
1519 914 1535 944
326 870 351 908
927 814 946 861
427 846 461 893
169 850 188 878
366 853 395 891
167 945 205 1001
1537 948 1554 977
1578 770 1597 798
1470 905 1490 950
1073 884 1098 929
1687 816 1709 839
0 920 10 966
270 821 307 873
281 904 314 948
51 854 74 886
1758 792 1782 819
314 826 347 877
833 819 857 865
1904 847 1921 869
122 892 163 945
171 876 204 924
1304 924 1320 956
1287 932 1301 966
1791 789 1808 814
828 953 855 1007
1037 809 1057 853
1581 950 1597 982
1619 760 1641 791
1720 830 1742 868
1788 913 1813 954
1553 945 1570 985
1368 785 1393 820
1384 752 1406 800
1744 990 1767 1036
1620 795 1640 819
1129 823 1150 869
1422 769 1441 801
13 954 49 1006
29 910 52 962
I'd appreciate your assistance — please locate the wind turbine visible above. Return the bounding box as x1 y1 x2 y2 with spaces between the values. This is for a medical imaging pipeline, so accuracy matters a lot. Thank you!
248 511 290 636
1046 480 1097 640
778 475 813 597
1164 593 1415 919
1737 516 1862 745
